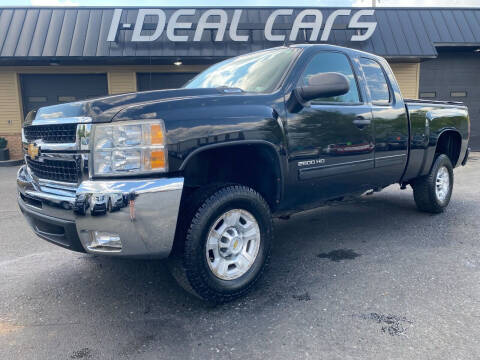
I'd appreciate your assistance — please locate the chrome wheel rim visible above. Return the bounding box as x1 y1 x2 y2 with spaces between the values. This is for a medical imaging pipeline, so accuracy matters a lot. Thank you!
435 166 450 202
206 209 261 281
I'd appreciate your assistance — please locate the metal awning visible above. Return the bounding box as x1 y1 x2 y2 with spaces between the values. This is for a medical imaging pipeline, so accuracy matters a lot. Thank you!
0 7 479 61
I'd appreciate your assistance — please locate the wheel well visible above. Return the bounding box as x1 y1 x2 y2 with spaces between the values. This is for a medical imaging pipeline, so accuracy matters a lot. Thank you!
436 131 462 167
181 144 282 210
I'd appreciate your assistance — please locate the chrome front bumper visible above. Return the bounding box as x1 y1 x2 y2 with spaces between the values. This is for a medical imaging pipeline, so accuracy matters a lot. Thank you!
17 165 184 258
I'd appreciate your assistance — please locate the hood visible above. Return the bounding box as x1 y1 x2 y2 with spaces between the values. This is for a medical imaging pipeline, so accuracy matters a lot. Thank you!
28 88 232 124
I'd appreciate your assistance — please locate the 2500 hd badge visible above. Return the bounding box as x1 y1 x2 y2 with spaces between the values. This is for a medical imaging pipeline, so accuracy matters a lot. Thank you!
298 159 326 167
18 44 470 303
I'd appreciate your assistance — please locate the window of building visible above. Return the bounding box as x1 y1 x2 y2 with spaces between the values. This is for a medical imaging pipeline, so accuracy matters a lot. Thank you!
360 58 390 104
28 96 47 103
450 91 467 97
299 52 361 104
58 96 76 102
420 92 436 98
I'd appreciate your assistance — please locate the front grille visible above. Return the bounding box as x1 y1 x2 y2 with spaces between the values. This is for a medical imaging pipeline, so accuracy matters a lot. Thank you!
26 157 79 183
24 124 77 143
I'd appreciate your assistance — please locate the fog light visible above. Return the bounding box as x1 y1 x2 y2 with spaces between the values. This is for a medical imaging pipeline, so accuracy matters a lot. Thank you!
88 231 122 252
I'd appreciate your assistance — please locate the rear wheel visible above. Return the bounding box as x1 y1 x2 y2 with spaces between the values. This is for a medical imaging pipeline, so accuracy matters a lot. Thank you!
170 185 272 303
412 154 454 213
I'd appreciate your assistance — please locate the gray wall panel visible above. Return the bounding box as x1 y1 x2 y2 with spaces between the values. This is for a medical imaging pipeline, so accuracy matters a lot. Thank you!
55 9 77 56
123 9 137 56
406 11 435 56
453 11 476 43
397 10 422 56
0 10 14 54
29 9 52 56
42 9 64 56
386 10 411 55
374 11 399 56
96 9 112 57
108 9 126 57
441 10 465 43
366 14 387 54
419 10 441 44
430 11 453 42
83 10 102 56
0 7 480 59
2 9 25 56
463 11 480 42
15 9 39 56
69 9 89 56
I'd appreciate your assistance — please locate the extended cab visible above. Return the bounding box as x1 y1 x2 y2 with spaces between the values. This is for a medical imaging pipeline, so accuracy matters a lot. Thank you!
17 45 470 303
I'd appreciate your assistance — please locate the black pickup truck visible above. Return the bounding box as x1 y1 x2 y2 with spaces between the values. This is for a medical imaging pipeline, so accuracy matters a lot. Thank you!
18 44 470 303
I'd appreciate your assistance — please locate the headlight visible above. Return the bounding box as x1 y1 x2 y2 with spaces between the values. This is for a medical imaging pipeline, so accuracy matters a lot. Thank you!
92 120 167 176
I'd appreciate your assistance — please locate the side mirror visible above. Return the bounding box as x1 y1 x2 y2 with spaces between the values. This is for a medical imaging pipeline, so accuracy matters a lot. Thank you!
287 72 350 113
297 72 350 103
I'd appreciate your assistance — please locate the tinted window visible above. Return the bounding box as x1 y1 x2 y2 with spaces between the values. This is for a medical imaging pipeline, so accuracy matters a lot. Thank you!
300 52 360 104
360 58 390 103
185 48 299 93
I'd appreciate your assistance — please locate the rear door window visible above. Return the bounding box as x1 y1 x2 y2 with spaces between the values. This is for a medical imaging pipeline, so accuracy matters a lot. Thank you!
360 58 390 104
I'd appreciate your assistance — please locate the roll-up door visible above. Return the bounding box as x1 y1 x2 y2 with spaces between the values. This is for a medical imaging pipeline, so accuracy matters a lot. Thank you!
420 51 480 150
137 72 198 91
20 73 108 115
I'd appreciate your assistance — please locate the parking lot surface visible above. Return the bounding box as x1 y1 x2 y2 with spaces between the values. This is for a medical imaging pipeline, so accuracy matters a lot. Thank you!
1 156 479 360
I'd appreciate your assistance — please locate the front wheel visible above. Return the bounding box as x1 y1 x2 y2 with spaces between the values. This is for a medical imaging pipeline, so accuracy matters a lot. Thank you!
412 154 454 213
170 185 273 303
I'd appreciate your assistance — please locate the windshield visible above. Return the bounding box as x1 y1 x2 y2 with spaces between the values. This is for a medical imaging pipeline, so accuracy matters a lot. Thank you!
184 48 299 93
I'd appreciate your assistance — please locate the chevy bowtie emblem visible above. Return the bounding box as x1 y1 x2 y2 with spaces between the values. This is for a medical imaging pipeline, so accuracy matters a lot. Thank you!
28 143 40 160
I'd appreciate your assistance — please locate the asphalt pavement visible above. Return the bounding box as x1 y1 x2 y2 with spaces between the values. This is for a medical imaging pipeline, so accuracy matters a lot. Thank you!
1 155 479 360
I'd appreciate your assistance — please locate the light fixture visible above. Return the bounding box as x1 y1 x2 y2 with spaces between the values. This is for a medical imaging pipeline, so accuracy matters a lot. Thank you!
475 48 480 53
173 60 182 66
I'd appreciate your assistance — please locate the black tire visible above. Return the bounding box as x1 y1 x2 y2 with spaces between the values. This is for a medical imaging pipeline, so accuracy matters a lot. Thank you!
170 185 273 303
412 154 454 213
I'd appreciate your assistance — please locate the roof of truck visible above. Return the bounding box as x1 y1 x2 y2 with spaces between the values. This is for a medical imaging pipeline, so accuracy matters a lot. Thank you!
289 43 384 59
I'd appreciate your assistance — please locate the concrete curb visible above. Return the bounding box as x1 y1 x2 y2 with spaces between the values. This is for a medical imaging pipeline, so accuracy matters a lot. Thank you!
0 159 24 167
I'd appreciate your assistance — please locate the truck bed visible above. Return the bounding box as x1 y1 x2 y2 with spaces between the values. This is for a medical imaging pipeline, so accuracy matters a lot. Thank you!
402 99 470 183
405 98 467 107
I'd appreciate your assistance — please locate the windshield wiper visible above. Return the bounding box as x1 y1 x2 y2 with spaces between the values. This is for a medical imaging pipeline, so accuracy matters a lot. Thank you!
216 86 244 93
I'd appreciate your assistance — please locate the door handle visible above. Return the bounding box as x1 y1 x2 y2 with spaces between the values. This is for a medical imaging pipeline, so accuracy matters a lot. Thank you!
353 117 371 128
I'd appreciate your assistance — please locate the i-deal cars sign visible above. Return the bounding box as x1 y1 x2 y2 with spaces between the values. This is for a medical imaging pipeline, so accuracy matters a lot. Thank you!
107 9 377 43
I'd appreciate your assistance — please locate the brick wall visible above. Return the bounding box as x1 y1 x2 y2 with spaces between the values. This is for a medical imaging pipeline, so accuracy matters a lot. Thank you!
0 134 22 160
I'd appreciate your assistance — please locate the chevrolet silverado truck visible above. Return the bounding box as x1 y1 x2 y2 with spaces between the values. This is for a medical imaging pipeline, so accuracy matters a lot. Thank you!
17 45 470 303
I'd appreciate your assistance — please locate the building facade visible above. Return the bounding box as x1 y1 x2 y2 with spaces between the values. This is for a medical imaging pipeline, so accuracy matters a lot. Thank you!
0 7 479 158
